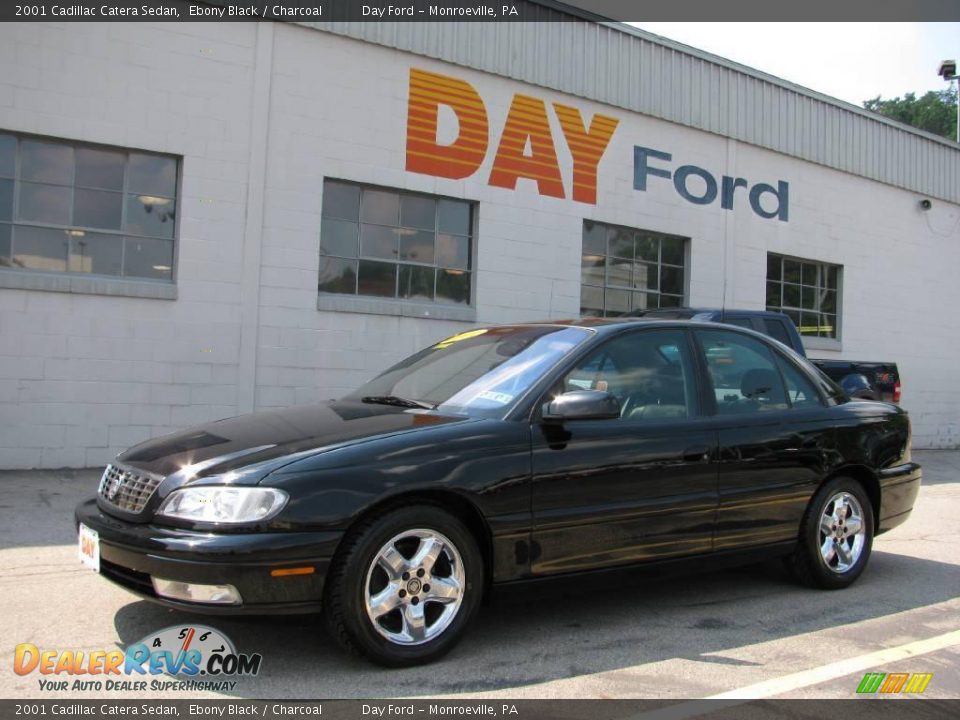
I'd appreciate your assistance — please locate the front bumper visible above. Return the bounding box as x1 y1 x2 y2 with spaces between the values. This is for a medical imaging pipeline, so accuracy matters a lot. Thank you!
876 461 922 535
75 498 342 615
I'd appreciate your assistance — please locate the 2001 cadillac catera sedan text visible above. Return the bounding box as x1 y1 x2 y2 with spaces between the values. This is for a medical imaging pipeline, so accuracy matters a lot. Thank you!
75 320 921 666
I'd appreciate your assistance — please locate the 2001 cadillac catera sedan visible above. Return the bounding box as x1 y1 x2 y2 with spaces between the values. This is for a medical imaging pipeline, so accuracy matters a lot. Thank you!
76 319 921 666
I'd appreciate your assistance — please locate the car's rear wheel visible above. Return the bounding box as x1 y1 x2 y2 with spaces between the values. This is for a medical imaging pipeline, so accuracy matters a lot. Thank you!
786 476 874 589
323 505 483 667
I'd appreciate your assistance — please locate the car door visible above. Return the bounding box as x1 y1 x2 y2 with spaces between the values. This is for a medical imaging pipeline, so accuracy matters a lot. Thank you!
693 328 836 551
530 327 719 576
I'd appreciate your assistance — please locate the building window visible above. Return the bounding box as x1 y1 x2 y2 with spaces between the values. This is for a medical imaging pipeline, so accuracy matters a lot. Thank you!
319 180 473 306
766 254 840 339
0 132 178 282
580 221 687 317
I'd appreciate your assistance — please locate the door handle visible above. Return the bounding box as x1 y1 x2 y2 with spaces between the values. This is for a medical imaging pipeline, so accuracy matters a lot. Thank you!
682 446 711 463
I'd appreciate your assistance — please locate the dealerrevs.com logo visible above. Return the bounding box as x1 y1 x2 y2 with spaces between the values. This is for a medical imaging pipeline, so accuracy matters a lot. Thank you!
856 672 933 694
14 625 262 693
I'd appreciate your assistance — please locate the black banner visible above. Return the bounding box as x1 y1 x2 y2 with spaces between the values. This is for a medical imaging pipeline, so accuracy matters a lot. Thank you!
1 700 959 720
0 0 958 22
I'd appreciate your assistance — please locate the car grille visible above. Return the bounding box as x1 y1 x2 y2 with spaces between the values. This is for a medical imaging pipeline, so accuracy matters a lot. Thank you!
98 464 164 513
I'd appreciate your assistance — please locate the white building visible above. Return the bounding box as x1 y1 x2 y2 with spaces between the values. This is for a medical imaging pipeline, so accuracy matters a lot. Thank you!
1 12 958 469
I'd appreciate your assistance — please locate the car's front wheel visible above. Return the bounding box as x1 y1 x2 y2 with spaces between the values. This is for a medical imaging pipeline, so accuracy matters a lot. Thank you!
787 476 874 589
323 505 483 667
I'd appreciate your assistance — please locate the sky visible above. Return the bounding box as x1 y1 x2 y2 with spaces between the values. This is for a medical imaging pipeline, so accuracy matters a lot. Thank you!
628 23 960 107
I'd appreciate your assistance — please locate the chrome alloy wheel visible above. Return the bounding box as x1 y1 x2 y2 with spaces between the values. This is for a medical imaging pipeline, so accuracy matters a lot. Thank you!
364 529 465 646
819 491 867 574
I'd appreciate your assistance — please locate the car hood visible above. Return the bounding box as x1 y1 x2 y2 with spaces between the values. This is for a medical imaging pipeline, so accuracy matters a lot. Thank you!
116 400 476 483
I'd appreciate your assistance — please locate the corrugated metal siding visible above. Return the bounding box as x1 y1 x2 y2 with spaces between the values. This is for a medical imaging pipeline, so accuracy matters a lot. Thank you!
295 12 960 204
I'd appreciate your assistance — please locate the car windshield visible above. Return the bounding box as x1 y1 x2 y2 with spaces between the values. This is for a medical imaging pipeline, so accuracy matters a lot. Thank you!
346 326 593 419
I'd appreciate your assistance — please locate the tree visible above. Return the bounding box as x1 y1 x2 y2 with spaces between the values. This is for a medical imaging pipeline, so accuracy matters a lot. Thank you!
862 85 958 140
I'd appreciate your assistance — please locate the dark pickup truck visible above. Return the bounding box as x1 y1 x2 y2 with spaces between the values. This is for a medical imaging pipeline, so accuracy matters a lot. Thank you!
632 308 901 403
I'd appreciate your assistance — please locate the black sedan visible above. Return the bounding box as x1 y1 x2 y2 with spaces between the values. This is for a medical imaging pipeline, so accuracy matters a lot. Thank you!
75 319 921 666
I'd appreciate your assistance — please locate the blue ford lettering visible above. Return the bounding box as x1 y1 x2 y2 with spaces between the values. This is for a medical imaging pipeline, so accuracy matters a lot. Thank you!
634 145 789 222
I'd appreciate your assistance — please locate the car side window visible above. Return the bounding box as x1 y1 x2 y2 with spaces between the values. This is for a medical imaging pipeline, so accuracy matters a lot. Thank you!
774 355 823 409
562 330 697 421
763 318 793 347
699 330 789 415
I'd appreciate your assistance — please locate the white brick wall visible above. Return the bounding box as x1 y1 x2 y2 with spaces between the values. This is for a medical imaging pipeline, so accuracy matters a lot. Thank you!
0 22 957 468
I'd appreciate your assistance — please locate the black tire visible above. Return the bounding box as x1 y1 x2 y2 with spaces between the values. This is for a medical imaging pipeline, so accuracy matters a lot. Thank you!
786 476 875 590
323 504 483 667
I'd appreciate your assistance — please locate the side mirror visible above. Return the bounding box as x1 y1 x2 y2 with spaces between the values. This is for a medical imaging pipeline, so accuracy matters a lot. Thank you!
541 390 621 424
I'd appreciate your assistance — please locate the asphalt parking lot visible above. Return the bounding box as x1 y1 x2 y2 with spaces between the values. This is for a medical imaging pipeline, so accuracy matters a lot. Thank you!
1 450 957 700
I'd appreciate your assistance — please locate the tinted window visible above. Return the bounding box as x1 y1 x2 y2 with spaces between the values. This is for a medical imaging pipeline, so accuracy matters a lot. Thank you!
763 318 793 346
774 355 822 409
562 330 697 422
699 330 788 415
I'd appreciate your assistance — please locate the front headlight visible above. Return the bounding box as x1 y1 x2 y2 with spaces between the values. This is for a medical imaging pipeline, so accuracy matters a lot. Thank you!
157 487 288 524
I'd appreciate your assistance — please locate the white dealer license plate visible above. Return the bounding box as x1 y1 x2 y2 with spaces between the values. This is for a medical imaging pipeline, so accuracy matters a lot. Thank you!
78 523 100 573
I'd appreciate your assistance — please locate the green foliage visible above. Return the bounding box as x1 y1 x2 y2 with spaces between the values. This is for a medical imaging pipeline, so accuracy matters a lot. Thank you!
863 85 958 140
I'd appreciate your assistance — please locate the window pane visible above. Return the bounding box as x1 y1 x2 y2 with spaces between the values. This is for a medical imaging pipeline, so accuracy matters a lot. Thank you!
399 229 435 264
322 181 360 221
799 311 820 336
127 153 176 197
18 182 72 224
633 262 658 291
802 262 818 286
606 256 631 287
767 254 781 281
320 218 358 257
776 356 821 409
607 226 633 259
581 255 604 285
605 288 630 316
74 188 122 230
360 223 398 260
0 135 14 178
562 329 695 421
700 330 788 414
636 235 658 263
580 285 603 316
766 281 782 308
661 237 684 265
125 194 176 238
783 259 801 284
318 256 357 294
21 140 74 184
68 232 122 275
659 294 683 308
820 314 837 338
821 289 837 314
398 264 435 301
801 285 817 310
360 189 399 225
0 179 12 221
400 195 435 230
123 237 173 280
0 223 10 267
75 147 125 190
583 221 605 256
436 268 470 305
660 266 684 295
436 233 469 270
437 199 470 235
783 283 800 308
826 265 838 289
632 291 655 312
357 259 397 297
12 225 68 272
